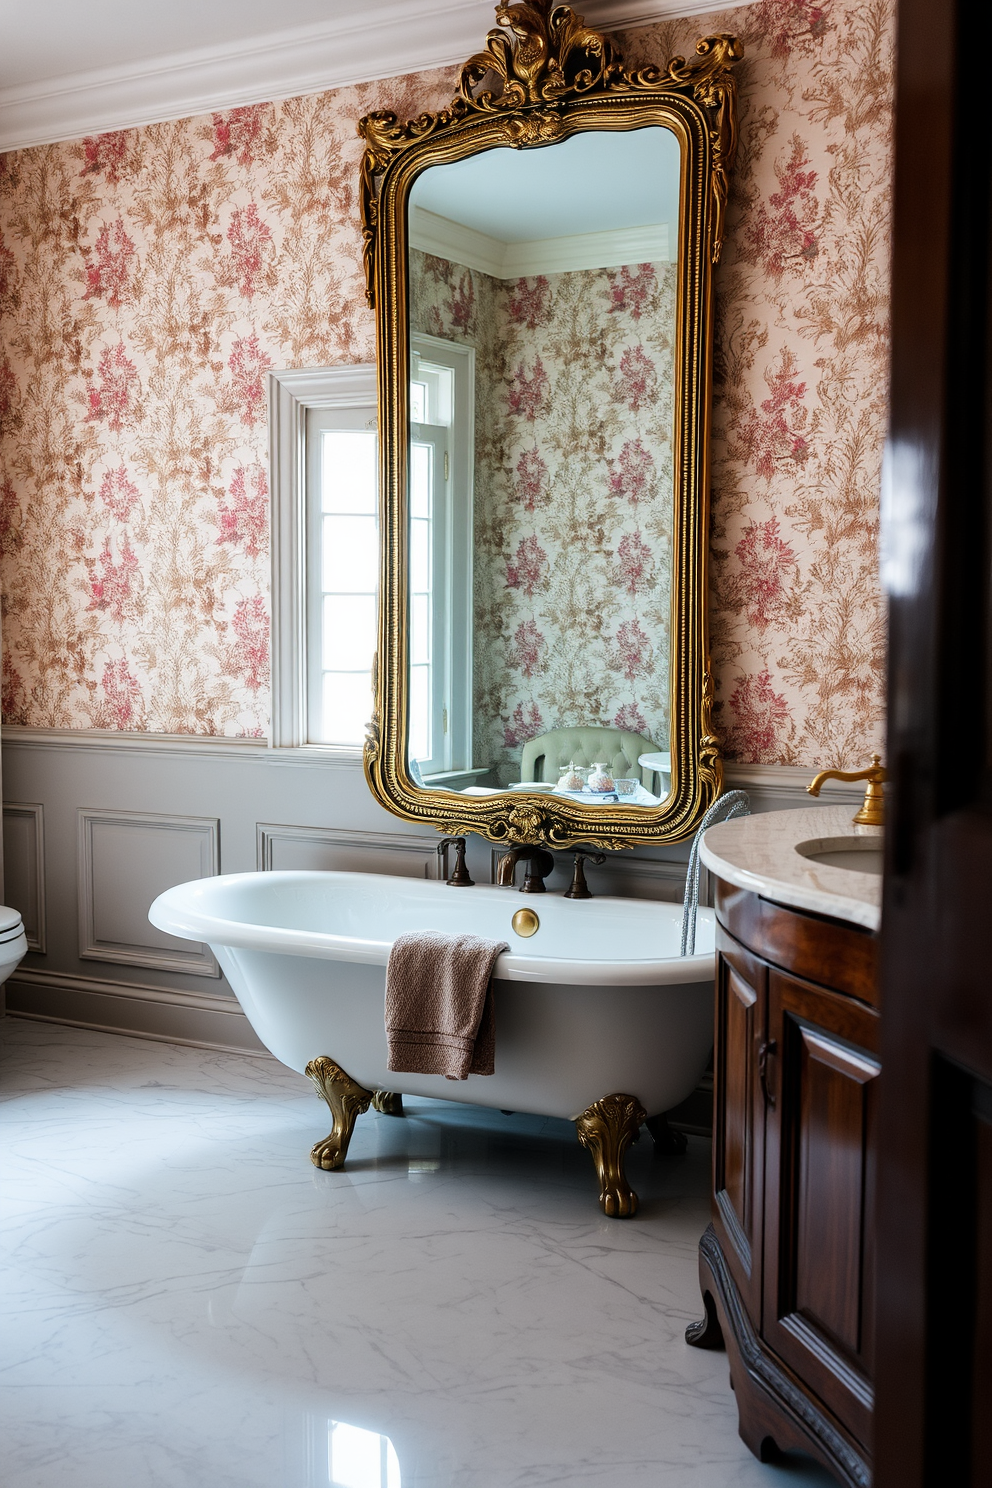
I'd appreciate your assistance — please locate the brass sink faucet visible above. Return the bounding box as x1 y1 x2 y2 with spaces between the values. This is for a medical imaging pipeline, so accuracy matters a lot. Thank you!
807 753 887 828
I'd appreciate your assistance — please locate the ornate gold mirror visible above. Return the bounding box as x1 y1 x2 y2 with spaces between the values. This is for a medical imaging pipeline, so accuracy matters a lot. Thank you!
360 4 741 849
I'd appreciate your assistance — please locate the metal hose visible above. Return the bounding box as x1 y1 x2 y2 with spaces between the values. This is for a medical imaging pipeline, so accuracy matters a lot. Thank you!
680 790 751 956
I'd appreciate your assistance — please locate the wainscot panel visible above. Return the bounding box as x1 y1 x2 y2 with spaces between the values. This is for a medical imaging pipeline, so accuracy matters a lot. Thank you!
3 803 45 951
0 728 864 1050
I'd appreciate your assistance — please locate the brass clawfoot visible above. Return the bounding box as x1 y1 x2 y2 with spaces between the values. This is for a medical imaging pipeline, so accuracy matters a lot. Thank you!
305 1057 374 1170
372 1091 404 1116
575 1092 647 1217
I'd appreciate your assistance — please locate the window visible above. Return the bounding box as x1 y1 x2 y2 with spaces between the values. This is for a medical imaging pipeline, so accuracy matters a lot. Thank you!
408 336 475 782
269 365 378 750
306 409 378 745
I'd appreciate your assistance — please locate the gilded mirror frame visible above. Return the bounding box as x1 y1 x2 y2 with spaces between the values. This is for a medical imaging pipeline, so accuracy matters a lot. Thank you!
359 5 742 849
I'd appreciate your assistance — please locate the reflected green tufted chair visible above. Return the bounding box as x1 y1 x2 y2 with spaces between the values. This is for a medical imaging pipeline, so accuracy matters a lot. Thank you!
519 727 666 793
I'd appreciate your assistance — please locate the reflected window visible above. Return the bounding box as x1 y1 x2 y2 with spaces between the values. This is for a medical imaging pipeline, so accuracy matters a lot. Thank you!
306 408 378 745
408 337 475 781
328 1421 401 1488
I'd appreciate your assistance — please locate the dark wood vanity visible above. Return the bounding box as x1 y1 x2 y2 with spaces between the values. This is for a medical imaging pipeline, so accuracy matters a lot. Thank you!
689 878 879 1488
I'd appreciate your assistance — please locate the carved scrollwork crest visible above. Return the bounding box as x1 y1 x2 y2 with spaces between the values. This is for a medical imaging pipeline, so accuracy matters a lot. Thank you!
357 3 742 304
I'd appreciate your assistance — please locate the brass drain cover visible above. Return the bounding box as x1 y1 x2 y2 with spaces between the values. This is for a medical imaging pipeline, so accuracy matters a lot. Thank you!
512 907 540 938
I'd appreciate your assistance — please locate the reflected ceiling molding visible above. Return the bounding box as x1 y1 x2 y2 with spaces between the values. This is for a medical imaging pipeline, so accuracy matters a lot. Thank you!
0 0 761 153
409 206 671 277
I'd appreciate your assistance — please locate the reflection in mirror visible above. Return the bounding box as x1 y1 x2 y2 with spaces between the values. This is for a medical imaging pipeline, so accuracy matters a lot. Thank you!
406 127 680 808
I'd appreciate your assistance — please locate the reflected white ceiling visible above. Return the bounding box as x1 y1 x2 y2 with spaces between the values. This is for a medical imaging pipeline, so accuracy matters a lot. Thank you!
0 0 758 154
410 128 681 242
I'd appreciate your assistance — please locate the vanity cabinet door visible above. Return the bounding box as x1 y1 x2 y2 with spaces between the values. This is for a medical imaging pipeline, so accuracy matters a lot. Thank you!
713 929 767 1324
761 968 880 1449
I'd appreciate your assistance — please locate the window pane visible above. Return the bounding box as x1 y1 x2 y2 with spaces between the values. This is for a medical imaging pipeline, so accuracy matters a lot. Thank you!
321 670 372 746
410 517 430 594
410 593 430 666
321 430 376 514
410 442 432 519
410 382 427 423
323 514 377 593
409 664 430 763
323 594 376 671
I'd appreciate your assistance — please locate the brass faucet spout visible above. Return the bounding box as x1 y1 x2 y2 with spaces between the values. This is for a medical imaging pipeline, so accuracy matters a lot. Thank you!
807 753 887 828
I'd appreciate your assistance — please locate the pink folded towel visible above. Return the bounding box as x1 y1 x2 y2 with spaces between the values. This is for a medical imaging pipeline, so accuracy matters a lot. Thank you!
385 931 507 1081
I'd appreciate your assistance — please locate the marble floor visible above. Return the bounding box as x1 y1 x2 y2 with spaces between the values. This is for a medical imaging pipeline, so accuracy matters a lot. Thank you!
1 1018 837 1488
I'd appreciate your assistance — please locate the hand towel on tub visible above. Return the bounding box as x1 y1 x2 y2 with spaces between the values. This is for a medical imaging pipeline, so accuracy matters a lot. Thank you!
385 931 507 1080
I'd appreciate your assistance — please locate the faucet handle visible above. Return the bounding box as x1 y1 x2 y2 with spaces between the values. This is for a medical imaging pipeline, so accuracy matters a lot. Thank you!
438 836 474 886
807 753 886 828
564 851 606 900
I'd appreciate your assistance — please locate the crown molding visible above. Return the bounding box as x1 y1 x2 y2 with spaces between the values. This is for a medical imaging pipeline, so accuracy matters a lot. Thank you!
0 0 757 154
410 207 671 278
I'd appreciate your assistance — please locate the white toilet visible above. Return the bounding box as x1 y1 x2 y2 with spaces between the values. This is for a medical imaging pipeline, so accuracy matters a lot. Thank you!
0 905 28 989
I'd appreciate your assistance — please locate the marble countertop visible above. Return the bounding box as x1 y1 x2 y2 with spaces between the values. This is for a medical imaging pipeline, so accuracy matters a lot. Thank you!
699 803 882 931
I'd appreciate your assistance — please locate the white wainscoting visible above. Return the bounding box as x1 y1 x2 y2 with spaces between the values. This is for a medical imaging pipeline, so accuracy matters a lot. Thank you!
0 726 865 1052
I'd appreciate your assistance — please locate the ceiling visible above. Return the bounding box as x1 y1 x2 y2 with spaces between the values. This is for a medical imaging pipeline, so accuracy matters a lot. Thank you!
0 0 756 154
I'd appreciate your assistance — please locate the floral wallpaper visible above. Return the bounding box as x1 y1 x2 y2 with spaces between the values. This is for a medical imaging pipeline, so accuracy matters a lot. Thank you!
410 250 675 784
0 0 893 764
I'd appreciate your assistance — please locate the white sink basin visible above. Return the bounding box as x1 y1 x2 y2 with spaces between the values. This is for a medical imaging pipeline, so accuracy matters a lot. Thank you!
795 836 884 876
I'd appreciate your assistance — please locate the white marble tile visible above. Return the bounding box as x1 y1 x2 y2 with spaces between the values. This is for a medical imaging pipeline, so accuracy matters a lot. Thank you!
0 1019 837 1488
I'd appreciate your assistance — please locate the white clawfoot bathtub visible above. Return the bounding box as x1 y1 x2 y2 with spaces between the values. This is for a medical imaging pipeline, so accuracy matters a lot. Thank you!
149 871 716 1215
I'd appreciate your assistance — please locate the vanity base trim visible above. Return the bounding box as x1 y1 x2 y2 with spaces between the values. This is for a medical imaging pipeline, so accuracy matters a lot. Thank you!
689 1224 871 1488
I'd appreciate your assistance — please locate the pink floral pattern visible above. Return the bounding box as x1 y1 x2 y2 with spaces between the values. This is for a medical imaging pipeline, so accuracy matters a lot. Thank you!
411 248 675 783
221 205 275 300
84 342 141 431
98 465 140 521
0 3 892 760
87 534 140 622
83 220 137 309
216 462 268 559
96 658 144 730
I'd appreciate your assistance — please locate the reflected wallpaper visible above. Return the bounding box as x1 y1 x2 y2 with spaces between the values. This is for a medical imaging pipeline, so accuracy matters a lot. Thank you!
410 250 675 784
0 0 892 764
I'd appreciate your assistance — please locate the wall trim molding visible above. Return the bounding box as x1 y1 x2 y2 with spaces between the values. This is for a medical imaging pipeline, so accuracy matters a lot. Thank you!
77 807 221 977
2 802 46 952
256 821 447 875
0 0 763 154
0 729 869 802
1 726 364 768
7 966 241 1018
5 969 271 1058
725 762 867 808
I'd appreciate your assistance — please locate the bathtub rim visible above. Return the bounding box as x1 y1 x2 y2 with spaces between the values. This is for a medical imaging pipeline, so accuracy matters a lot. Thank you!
149 870 715 988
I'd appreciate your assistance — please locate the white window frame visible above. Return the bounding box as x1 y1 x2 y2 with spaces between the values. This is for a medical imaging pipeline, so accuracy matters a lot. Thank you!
269 364 377 753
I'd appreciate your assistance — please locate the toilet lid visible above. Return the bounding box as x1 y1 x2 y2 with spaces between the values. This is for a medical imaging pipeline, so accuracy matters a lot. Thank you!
0 905 24 938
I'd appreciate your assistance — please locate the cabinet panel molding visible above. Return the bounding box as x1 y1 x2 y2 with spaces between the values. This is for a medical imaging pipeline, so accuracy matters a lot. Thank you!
713 937 766 1317
692 883 879 1487
762 969 879 1450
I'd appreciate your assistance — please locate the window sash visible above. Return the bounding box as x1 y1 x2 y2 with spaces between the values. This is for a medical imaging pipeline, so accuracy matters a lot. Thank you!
306 406 378 747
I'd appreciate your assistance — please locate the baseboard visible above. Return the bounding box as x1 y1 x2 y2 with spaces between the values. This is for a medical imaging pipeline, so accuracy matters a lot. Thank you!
4 969 270 1056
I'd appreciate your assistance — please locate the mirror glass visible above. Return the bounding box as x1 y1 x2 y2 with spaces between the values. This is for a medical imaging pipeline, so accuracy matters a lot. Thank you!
406 126 680 809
